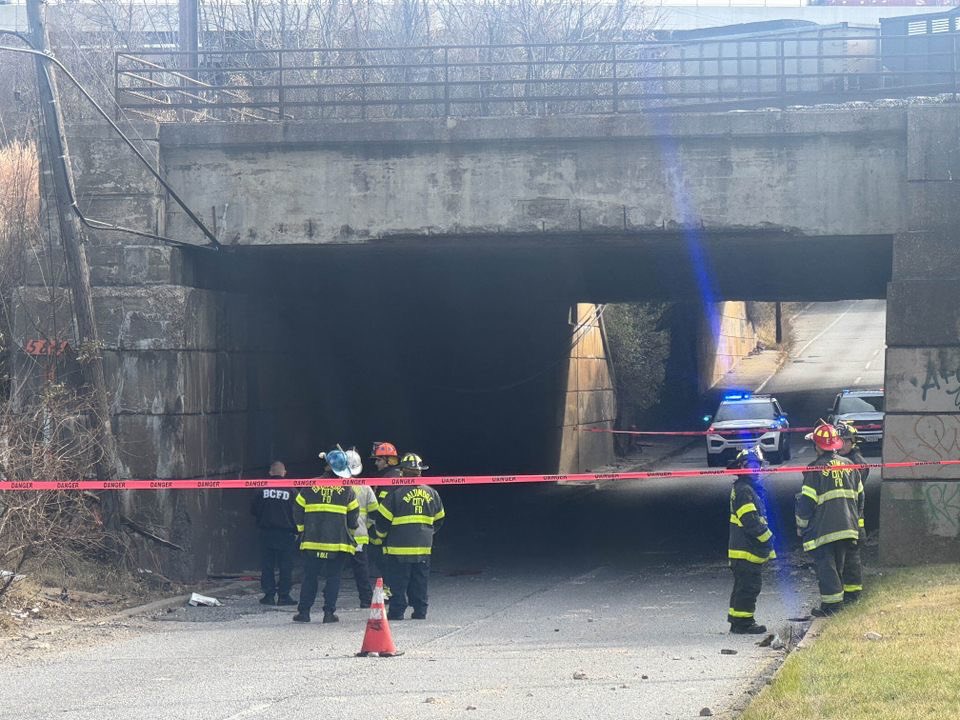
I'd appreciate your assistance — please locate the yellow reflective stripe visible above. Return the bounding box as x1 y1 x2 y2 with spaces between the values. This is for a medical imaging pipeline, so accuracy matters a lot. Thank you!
796 516 809 528
843 584 862 592
346 499 359 511
302 503 348 514
300 541 356 553
295 494 307 508
801 485 818 501
858 518 865 527
391 515 435 526
729 514 743 527
728 608 754 618
365 501 379 513
383 546 433 556
802 529 860 551
817 489 858 505
757 529 772 543
857 481 864 495
356 536 370 545
296 524 304 533
377 506 395 521
728 549 770 564
821 592 844 604
735 503 758 520
434 509 446 521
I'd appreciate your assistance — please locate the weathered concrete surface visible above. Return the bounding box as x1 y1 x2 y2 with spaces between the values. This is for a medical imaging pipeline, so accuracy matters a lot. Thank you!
161 110 906 246
882 105 960 564
557 304 616 473
697 302 764 393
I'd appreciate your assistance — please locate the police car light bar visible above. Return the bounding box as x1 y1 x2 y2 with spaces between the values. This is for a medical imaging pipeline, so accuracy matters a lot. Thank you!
723 391 751 401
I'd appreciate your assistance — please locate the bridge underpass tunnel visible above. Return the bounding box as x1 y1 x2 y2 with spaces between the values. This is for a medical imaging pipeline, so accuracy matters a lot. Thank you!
192 245 591 477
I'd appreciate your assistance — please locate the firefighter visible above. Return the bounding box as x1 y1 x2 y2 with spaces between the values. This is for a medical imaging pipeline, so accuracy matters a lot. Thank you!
345 448 377 608
292 448 360 624
727 446 776 634
836 420 869 484
836 420 869 604
249 461 298 607
367 441 402 580
374 453 445 621
796 423 865 616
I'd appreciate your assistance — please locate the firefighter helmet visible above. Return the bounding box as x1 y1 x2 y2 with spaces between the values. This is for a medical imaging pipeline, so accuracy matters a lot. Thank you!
835 420 858 441
400 453 429 471
728 446 765 470
344 449 363 477
370 441 399 459
322 448 352 479
811 423 844 452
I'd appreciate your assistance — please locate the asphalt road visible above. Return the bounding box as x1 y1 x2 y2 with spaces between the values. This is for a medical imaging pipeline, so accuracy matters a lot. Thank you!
1 301 886 720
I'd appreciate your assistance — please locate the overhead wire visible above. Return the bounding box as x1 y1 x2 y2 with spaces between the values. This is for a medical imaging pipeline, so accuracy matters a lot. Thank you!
0 30 221 251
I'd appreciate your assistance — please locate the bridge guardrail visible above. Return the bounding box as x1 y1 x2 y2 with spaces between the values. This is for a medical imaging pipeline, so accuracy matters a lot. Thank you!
114 35 960 121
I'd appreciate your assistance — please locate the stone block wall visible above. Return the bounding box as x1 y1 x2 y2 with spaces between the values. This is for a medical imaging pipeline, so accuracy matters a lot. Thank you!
882 106 960 564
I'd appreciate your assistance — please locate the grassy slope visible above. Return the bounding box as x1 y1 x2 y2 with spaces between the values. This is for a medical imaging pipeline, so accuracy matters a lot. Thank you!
742 565 960 720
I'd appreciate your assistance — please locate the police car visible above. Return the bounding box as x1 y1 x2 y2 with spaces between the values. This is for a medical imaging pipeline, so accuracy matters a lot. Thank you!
827 389 884 452
704 392 791 467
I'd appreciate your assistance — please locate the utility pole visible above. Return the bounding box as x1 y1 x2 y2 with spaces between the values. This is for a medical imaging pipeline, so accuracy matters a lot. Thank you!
179 0 199 81
27 0 123 531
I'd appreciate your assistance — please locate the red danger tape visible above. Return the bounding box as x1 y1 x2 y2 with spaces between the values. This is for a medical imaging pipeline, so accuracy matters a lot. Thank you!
1 458 958 491
585 425 882 437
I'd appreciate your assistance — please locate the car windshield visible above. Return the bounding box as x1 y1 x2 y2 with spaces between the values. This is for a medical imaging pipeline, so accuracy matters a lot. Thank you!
715 401 777 422
838 395 884 414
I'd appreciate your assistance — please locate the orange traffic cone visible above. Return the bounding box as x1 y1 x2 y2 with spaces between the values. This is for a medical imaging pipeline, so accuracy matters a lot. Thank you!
357 578 404 657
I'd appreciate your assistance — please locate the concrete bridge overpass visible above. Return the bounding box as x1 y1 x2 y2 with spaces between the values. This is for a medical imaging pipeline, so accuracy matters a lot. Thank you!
13 104 960 575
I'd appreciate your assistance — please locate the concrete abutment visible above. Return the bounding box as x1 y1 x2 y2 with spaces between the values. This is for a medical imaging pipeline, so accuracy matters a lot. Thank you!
881 106 960 564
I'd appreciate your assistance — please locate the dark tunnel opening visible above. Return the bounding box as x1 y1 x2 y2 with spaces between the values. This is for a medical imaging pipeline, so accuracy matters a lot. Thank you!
186 237 892 573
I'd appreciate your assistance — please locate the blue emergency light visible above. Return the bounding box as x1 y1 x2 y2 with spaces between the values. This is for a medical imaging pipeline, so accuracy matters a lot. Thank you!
723 391 751 401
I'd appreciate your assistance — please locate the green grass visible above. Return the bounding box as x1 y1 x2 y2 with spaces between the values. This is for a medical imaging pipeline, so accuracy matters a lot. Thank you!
741 565 960 720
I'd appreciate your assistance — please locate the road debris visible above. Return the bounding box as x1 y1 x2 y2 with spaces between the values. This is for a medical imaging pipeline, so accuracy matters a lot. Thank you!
187 593 222 607
699 708 713 717
573 670 588 680
864 631 883 641
720 648 738 655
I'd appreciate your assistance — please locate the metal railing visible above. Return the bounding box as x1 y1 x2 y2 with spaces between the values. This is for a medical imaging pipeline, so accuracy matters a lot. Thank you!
114 35 960 121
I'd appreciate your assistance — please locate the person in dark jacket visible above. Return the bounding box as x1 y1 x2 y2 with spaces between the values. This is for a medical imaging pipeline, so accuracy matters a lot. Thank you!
292 449 360 624
374 453 445 621
250 461 298 606
836 420 868 605
796 423 864 616
727 447 775 634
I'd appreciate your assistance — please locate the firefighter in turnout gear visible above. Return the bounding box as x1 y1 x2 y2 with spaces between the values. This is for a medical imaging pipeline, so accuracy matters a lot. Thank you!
374 453 445 621
345 448 377 608
796 423 864 616
367 441 402 581
292 448 360 624
727 447 776 634
836 420 868 604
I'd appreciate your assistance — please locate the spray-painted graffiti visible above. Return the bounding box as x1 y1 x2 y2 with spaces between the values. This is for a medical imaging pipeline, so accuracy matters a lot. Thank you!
924 483 960 538
887 415 960 480
909 357 960 408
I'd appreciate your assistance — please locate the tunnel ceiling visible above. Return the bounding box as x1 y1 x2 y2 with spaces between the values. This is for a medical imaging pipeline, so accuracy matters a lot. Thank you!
191 231 893 304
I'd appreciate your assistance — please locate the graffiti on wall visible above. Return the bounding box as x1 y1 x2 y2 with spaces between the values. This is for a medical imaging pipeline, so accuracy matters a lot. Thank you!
909 356 960 408
924 483 960 538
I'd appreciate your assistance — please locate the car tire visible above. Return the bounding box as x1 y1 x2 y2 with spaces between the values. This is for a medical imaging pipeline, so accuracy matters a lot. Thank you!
781 440 792 462
767 450 783 465
707 454 721 468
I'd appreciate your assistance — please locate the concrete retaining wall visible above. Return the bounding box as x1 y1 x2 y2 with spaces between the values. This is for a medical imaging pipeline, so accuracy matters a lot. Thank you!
557 304 617 474
697 302 762 392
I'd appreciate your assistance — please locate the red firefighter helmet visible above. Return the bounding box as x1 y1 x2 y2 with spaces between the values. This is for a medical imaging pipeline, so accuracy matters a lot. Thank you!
811 423 843 452
370 441 399 459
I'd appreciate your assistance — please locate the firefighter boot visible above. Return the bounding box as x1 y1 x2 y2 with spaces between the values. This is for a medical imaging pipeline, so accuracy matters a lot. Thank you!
730 622 767 635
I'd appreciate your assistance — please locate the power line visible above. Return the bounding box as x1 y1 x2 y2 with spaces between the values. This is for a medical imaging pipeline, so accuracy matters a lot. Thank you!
0 30 220 250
